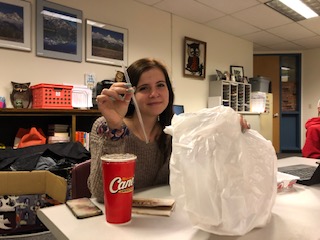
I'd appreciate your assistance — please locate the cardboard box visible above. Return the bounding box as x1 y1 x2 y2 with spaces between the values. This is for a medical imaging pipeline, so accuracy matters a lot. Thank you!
0 171 67 236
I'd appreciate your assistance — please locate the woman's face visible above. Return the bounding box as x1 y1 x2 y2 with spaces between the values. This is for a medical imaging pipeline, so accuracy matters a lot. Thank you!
134 68 169 118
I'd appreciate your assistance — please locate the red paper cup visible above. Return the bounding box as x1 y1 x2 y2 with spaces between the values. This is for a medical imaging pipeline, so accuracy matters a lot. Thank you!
101 153 136 224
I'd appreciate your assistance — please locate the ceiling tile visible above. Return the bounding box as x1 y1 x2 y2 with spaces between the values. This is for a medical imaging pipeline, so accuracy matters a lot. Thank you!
154 0 225 23
293 36 320 49
242 31 286 46
196 0 259 14
232 4 293 29
253 44 273 51
267 42 306 51
134 0 163 5
299 17 320 35
267 23 317 41
133 0 320 51
206 16 260 36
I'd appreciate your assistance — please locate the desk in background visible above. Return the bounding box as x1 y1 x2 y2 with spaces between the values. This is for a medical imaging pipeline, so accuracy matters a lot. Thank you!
37 157 320 240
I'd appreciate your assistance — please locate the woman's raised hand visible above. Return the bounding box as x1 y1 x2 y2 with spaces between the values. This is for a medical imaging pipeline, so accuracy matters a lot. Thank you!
96 82 134 129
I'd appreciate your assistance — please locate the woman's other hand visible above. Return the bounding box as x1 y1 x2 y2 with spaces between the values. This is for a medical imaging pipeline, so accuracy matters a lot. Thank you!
239 114 250 133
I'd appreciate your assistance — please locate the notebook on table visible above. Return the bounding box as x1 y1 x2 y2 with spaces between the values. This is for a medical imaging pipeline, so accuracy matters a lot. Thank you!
278 163 320 186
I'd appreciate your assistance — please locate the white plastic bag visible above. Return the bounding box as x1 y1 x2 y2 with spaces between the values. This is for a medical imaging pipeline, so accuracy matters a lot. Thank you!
164 106 277 236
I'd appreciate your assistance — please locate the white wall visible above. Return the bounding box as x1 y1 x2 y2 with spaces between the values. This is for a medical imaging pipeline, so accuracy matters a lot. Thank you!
301 48 320 145
0 0 253 111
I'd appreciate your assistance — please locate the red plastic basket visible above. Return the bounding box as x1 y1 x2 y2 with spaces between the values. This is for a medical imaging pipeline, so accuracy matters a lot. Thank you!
31 84 73 109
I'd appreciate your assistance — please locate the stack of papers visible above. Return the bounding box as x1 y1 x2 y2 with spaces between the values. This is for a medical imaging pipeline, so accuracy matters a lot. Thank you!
132 197 175 217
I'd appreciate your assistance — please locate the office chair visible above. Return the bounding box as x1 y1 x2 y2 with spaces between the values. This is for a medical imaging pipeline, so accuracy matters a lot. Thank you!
71 159 91 199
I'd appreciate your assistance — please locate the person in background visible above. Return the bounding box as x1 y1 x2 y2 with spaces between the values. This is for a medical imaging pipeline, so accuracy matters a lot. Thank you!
88 58 250 203
302 99 320 158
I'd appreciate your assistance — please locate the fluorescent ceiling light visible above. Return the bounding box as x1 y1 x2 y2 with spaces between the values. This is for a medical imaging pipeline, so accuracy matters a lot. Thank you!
41 10 82 23
279 0 318 19
265 0 320 22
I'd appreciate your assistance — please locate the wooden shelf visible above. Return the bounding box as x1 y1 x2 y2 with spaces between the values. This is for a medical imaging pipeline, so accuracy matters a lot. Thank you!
0 108 101 147
0 108 101 115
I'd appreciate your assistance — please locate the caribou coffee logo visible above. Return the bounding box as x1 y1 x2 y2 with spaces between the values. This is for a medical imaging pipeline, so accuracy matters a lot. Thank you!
109 177 134 194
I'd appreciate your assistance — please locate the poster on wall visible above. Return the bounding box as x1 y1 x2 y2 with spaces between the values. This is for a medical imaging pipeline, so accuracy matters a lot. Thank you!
85 19 128 67
184 36 206 79
0 0 31 51
36 0 83 62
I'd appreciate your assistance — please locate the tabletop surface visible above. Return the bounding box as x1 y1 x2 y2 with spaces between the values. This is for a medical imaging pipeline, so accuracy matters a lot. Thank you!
37 156 320 240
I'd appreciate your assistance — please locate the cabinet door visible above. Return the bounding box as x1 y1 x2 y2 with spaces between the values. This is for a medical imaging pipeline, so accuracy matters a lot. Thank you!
280 55 301 152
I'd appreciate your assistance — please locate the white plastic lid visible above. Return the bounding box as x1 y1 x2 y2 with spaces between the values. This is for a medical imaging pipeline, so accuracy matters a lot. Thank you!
101 153 136 162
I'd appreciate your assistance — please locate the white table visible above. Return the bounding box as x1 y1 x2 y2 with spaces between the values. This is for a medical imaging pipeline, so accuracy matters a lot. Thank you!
37 157 320 240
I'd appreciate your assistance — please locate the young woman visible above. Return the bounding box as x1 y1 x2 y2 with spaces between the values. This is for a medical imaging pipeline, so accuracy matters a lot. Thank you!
88 58 249 203
88 58 174 202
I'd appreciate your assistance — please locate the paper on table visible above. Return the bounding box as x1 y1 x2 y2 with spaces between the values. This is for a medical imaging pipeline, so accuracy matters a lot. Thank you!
132 197 175 217
277 171 300 192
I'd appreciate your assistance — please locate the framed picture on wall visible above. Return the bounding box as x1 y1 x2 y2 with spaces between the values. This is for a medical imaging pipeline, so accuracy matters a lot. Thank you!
0 0 31 51
85 19 128 67
36 0 83 62
184 37 206 79
230 65 244 82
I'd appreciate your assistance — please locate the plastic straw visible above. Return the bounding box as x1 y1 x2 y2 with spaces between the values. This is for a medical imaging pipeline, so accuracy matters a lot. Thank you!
122 65 149 144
